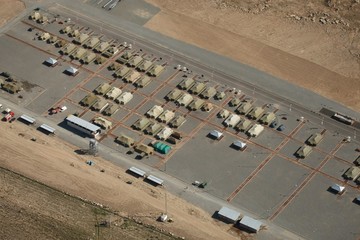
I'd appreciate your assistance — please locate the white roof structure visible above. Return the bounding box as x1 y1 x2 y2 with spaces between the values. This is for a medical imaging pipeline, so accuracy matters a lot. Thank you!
146 175 164 185
331 184 345 193
20 114 36 124
233 140 246 149
224 114 241 127
209 130 223 139
218 206 241 223
39 124 55 134
156 127 173 140
247 124 264 137
128 167 146 177
65 66 78 75
238 216 262 233
66 115 100 133
45 57 57 65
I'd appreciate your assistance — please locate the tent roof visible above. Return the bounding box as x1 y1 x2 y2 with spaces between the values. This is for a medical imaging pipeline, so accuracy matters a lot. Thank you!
210 130 223 139
46 57 57 64
331 184 345 192
66 66 78 74
218 206 241 222
233 140 246 148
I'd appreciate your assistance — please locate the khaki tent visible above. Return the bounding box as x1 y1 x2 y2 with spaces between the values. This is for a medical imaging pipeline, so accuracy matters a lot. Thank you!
114 66 130 78
116 134 135 147
188 98 205 111
81 51 97 64
69 29 80 38
189 82 206 95
199 87 216 99
165 89 183 101
146 105 164 119
104 87 122 100
202 102 214 112
224 114 241 127
132 117 151 131
94 83 112 95
296 145 313 158
60 25 72 34
229 98 241 107
94 56 106 65
135 144 154 155
247 124 264 137
156 127 173 140
117 51 133 64
91 99 109 112
236 102 253 114
39 32 51 41
2 82 21 94
83 36 100 49
127 55 143 67
124 70 141 83
93 116 112 129
115 92 133 105
247 107 265 119
55 39 67 48
94 41 110 53
169 115 186 128
215 91 226 100
137 60 153 72
80 94 99 107
103 46 119 57
30 11 41 20
73 33 90 44
218 109 230 119
37 15 48 24
343 166 360 180
133 75 151 88
178 78 195 90
176 93 193 106
70 47 87 60
47 35 58 44
157 110 175 124
235 119 252 132
306 133 324 146
108 62 121 71
144 122 163 135
102 103 119 116
148 65 164 77
259 112 276 125
60 43 76 55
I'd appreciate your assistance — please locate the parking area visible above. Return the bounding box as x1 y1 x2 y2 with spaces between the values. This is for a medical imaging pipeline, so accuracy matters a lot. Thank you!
0 7 359 240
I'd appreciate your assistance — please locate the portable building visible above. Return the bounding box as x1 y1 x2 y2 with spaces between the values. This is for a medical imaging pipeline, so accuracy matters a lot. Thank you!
146 105 164 119
306 133 324 146
73 33 90 45
199 86 216 99
169 115 186 128
218 109 230 119
80 94 99 107
133 75 151 88
105 87 122 100
188 98 204 111
156 127 173 140
247 124 264 137
83 36 100 49
157 110 175 124
132 117 151 131
65 66 79 76
144 122 163 135
115 92 133 105
60 43 76 55
116 134 135 147
124 70 141 83
189 82 206 95
217 206 241 223
127 55 143 67
91 98 109 112
153 142 171 154
66 115 101 137
93 116 112 129
137 60 153 72
343 166 360 180
259 112 276 125
229 98 241 107
135 143 154 155
114 66 130 78
232 140 247 151
176 93 193 106
209 130 223 140
165 89 183 101
236 102 252 115
94 83 111 95
296 145 313 158
238 216 262 233
224 114 241 127
178 78 195 90
248 107 265 119
44 57 58 67
148 65 164 77
94 41 110 53
81 51 97 64
102 103 118 116
215 91 226 100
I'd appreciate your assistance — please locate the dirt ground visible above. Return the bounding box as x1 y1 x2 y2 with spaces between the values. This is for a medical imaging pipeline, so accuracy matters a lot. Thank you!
145 0 360 111
0 0 25 27
0 121 248 240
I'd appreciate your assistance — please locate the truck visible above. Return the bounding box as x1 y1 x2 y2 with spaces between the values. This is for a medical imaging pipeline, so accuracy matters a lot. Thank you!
49 105 67 114
3 111 14 121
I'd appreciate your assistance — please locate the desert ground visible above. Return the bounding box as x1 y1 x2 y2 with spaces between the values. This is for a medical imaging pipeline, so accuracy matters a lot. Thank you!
145 0 360 111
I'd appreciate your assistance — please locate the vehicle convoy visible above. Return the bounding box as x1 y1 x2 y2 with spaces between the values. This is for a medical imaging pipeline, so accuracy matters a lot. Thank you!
3 111 14 121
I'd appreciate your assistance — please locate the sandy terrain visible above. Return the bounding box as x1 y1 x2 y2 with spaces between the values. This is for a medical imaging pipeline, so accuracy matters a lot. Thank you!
145 0 360 111
0 0 25 27
0 121 245 240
